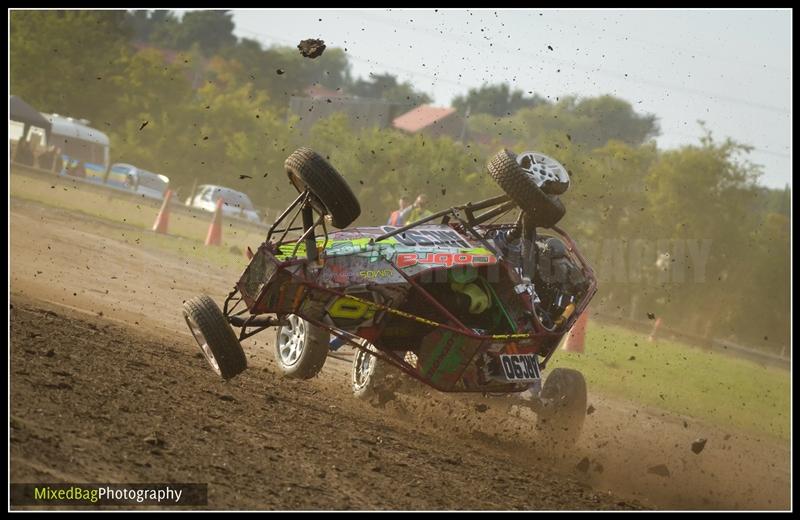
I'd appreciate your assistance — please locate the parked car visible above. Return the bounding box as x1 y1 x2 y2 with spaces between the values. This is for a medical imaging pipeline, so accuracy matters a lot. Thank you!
186 184 261 224
107 163 171 201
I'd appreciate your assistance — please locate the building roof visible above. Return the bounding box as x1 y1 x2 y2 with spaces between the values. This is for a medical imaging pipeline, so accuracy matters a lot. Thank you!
392 105 456 133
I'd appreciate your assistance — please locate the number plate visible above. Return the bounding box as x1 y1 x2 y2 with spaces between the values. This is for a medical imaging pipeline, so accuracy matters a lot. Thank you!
499 354 541 382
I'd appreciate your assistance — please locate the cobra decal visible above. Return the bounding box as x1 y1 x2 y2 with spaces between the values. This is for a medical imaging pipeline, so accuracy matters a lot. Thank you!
395 251 498 269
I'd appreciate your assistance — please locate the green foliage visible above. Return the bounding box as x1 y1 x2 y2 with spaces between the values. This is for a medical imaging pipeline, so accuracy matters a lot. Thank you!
469 94 660 149
307 114 493 223
220 42 352 113
10 10 131 123
124 9 236 56
124 10 180 45
348 72 432 105
452 83 547 117
737 212 790 347
108 69 296 210
174 10 237 55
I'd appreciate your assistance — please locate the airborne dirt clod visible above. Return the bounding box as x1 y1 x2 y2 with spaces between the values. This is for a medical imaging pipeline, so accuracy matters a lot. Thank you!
297 39 326 59
647 465 671 478
691 438 708 454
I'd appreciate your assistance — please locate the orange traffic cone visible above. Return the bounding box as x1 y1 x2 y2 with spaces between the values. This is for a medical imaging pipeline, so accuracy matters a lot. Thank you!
648 317 662 342
205 198 223 246
152 189 173 234
562 310 589 353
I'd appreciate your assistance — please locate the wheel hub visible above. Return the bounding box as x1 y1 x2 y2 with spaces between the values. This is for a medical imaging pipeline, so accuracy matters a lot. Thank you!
278 315 306 366
516 151 569 190
185 313 221 375
352 349 374 390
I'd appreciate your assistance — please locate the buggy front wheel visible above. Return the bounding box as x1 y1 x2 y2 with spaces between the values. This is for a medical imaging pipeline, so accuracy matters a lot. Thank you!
183 295 247 380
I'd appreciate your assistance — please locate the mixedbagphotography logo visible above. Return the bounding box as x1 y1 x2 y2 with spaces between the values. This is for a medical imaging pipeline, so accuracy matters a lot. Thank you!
10 483 208 507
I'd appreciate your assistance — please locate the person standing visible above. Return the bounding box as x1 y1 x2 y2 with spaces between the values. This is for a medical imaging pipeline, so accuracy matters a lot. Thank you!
405 194 433 223
387 197 409 226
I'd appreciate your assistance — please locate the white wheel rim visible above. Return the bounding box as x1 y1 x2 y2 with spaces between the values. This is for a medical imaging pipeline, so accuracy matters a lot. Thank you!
516 151 570 189
352 347 375 391
278 315 306 367
185 313 221 375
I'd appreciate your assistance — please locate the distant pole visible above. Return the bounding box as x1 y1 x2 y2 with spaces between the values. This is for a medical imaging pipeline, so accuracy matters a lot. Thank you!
648 317 663 342
187 177 198 205
629 294 639 321
458 105 471 143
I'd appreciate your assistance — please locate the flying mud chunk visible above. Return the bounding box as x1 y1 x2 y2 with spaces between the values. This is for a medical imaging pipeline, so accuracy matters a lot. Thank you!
691 438 708 454
647 464 671 477
298 39 326 59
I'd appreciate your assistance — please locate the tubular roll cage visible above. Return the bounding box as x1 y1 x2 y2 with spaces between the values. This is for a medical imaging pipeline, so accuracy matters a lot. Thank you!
221 190 597 392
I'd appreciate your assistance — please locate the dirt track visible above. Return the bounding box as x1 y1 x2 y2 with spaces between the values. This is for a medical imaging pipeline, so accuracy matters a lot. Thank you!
9 198 791 510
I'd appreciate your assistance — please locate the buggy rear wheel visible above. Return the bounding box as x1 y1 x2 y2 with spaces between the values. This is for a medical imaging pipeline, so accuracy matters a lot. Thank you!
536 368 587 447
274 314 329 379
351 345 400 403
486 149 566 228
183 295 247 380
285 147 361 229
352 347 420 405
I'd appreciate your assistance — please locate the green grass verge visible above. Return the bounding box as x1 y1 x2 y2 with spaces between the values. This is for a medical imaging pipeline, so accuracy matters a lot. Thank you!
549 321 790 440
11 170 262 271
10 170 266 246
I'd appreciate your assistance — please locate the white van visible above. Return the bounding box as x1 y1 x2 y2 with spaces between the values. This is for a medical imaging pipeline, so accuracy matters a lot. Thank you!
46 114 110 182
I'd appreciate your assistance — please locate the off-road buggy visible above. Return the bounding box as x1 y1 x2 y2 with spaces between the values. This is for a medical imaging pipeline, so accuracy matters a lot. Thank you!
183 148 597 444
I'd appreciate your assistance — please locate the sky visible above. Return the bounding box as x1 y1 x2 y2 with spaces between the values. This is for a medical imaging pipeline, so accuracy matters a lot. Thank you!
223 8 791 189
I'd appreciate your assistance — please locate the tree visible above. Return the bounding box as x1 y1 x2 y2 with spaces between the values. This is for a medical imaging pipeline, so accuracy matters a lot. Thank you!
452 83 548 117
348 73 431 105
124 10 180 44
220 43 352 113
570 95 660 148
467 94 660 151
307 114 490 224
173 10 237 56
10 10 132 123
642 127 764 337
734 212 790 348
108 58 295 210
